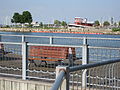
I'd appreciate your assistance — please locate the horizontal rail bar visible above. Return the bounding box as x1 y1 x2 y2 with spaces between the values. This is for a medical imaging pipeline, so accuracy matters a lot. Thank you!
0 34 51 38
0 34 83 39
88 46 120 49
25 35 83 39
27 76 55 81
87 37 120 40
0 34 23 37
0 42 22 45
0 41 120 50
27 43 83 48
0 73 21 77
50 36 83 39
69 59 120 72
51 70 65 90
1 34 120 40
0 34 82 39
28 43 120 49
23 35 51 38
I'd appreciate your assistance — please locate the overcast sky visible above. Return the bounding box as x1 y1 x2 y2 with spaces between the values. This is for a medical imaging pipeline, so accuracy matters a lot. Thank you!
0 0 120 24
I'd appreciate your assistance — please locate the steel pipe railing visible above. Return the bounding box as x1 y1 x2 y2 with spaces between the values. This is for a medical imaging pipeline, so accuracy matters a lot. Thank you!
69 59 120 72
51 70 65 90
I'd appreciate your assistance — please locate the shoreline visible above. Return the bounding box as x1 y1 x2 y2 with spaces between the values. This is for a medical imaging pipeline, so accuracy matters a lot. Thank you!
0 28 120 35
31 30 103 35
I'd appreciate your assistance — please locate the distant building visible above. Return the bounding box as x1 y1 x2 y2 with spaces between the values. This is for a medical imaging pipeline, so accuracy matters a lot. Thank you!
68 17 94 28
31 22 40 27
44 24 55 28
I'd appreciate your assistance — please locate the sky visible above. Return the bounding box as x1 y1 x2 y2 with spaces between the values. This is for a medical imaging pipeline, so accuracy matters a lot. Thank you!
0 0 120 24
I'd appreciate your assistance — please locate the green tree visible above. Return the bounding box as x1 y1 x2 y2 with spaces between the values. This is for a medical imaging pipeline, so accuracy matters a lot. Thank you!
61 21 67 27
11 19 14 23
54 20 61 26
11 11 33 27
103 21 110 26
94 20 100 26
12 13 21 24
19 15 25 24
118 21 120 26
114 22 117 27
22 11 32 24
40 22 43 28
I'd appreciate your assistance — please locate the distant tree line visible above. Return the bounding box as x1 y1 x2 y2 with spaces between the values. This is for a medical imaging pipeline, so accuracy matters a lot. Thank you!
11 11 67 28
54 20 67 27
11 11 120 30
94 20 120 27
94 20 120 32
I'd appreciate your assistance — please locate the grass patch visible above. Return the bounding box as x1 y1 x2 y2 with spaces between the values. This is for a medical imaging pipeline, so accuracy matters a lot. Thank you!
112 28 120 32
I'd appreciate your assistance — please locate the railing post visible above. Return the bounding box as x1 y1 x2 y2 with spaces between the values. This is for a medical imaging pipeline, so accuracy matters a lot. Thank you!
50 36 53 44
0 35 1 42
82 37 89 89
65 67 70 90
22 42 28 80
56 66 69 90
83 37 87 45
22 35 25 42
82 37 89 64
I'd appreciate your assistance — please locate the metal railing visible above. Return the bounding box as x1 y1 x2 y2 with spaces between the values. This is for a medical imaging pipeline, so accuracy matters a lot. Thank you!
1 34 120 47
0 34 120 89
51 59 120 90
51 70 65 90
1 41 119 82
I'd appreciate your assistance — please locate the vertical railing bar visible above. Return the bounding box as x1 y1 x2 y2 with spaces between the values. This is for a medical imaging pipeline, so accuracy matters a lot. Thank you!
93 70 95 89
83 37 87 45
117 63 119 90
96 67 99 89
95 67 98 89
102 66 105 90
116 65 118 89
22 42 28 80
76 73 79 90
114 63 116 89
108 64 112 89
22 35 25 42
88 69 91 90
66 67 70 90
104 65 107 89
0 35 1 42
50 36 53 44
82 37 89 89
99 66 101 89
112 64 115 89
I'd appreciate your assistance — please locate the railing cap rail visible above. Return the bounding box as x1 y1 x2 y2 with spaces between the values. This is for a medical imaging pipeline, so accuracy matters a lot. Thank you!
69 59 120 72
